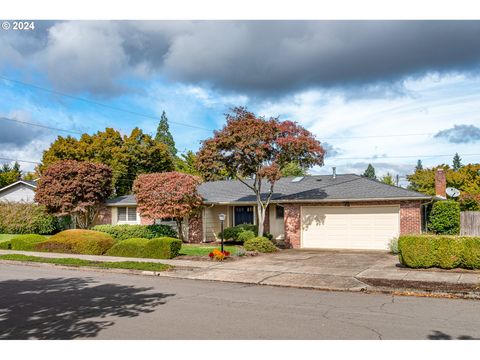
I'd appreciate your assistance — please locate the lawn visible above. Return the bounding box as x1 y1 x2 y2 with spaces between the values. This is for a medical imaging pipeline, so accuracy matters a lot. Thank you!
180 244 241 256
0 254 172 271
0 234 16 243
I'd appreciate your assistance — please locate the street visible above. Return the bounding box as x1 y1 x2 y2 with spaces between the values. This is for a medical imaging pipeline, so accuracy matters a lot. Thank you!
0 264 479 340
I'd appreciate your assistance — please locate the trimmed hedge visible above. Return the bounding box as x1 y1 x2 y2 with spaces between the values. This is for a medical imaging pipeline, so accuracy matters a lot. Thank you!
0 234 46 251
106 237 181 259
0 203 59 235
398 235 480 269
35 229 115 255
243 236 277 253
428 200 460 235
92 224 177 240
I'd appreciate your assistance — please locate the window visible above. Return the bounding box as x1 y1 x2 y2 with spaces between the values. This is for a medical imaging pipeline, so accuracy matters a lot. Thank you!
276 205 284 219
117 207 137 222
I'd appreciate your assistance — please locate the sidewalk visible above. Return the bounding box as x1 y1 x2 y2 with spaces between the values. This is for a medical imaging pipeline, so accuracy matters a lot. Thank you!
1 249 479 295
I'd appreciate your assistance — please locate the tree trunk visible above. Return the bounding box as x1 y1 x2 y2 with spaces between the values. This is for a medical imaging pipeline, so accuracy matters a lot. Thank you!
257 203 265 237
176 218 184 242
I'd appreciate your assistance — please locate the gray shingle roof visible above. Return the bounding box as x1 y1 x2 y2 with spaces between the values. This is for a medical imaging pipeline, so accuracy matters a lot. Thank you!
197 174 431 203
104 174 431 206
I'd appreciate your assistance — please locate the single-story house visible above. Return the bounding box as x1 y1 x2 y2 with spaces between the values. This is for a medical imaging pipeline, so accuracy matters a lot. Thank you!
0 180 37 203
98 172 437 250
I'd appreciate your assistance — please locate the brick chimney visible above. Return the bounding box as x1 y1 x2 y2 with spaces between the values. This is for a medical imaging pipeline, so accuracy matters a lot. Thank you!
435 169 446 198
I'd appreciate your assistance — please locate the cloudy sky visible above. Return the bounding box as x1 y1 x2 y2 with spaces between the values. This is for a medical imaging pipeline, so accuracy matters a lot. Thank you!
1 20 480 183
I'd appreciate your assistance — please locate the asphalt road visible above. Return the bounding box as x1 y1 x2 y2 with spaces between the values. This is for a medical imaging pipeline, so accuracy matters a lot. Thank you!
0 264 479 340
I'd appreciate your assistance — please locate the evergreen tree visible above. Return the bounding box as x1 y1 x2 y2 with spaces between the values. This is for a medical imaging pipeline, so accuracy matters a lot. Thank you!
380 172 395 185
453 153 462 171
415 159 423 171
0 162 21 188
155 111 177 157
362 164 377 180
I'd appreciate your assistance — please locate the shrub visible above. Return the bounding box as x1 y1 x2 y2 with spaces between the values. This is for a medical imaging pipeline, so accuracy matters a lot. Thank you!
106 238 150 258
9 234 46 251
398 234 480 269
237 230 255 243
428 200 460 235
221 224 258 241
462 237 480 269
92 224 177 240
243 237 277 253
106 237 181 259
0 202 59 235
398 235 438 268
35 229 115 255
389 237 399 254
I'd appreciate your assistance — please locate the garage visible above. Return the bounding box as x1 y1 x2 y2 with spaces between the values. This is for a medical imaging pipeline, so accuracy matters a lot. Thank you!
301 205 400 250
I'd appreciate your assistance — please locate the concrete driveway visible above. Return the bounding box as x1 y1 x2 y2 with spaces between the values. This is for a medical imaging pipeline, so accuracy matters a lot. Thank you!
166 249 393 291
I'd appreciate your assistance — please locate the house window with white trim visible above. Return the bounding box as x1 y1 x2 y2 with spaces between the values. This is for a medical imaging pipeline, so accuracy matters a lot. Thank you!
117 207 138 223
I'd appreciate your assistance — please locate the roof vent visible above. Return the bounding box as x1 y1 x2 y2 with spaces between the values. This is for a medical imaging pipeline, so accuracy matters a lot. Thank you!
291 176 304 183
332 167 337 179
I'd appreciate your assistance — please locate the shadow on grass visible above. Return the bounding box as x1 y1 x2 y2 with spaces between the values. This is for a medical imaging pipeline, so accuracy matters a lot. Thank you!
0 277 174 339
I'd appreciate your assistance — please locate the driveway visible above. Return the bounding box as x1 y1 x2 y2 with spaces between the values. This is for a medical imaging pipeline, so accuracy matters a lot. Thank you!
165 249 393 291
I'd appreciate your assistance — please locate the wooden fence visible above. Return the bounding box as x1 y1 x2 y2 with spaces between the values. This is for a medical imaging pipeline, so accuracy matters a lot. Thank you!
460 211 480 236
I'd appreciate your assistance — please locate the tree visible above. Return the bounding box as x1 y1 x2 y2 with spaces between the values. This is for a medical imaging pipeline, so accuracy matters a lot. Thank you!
196 107 325 237
133 172 203 241
175 151 201 176
380 172 395 186
362 164 376 180
453 152 463 171
35 160 113 229
0 162 21 188
280 162 308 177
415 159 423 171
155 111 177 157
40 128 174 196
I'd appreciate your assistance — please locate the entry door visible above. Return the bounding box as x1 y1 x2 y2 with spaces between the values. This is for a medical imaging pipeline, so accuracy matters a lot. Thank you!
234 206 254 226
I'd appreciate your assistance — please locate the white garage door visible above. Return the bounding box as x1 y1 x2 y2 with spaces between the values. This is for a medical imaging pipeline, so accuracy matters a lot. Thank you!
301 206 400 250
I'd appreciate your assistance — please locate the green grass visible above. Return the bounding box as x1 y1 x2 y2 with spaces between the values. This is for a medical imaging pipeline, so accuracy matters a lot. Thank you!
179 244 240 256
0 254 171 271
0 234 16 243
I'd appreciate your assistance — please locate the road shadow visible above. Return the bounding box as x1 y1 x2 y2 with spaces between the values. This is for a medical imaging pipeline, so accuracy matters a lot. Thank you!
0 277 174 339
428 330 479 340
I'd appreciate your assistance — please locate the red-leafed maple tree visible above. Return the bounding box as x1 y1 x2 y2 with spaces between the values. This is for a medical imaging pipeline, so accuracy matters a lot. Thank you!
133 172 203 241
35 160 113 229
197 107 325 236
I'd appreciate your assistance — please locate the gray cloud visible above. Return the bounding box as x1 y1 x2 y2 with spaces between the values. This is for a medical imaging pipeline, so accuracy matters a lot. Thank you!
0 117 47 147
434 124 480 143
4 21 480 97
322 142 342 158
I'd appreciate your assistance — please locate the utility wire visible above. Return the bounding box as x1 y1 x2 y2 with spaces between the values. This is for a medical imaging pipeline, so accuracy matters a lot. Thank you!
0 75 214 132
0 117 84 135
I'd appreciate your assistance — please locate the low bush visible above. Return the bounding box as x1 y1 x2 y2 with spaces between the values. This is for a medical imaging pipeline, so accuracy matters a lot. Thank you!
428 200 460 235
243 236 277 253
237 230 255 243
220 224 273 242
92 224 177 240
398 234 480 269
35 229 115 255
389 237 399 255
106 238 150 258
7 234 46 251
0 202 59 235
106 237 181 259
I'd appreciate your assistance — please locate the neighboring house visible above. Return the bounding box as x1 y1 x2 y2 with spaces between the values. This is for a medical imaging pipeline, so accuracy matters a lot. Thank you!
99 172 437 250
0 180 37 203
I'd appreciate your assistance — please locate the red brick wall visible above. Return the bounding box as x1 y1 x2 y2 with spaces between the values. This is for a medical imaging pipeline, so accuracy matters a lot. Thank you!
188 212 203 243
283 200 424 248
399 201 422 234
94 205 112 225
283 204 301 248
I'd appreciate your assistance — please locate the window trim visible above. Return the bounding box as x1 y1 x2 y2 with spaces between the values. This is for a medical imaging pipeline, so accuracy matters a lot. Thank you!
116 206 138 223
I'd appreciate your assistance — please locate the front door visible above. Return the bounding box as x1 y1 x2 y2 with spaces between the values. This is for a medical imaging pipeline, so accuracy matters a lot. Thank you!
234 206 254 226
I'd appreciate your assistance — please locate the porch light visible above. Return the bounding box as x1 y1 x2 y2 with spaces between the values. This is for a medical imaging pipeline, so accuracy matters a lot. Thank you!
219 213 226 221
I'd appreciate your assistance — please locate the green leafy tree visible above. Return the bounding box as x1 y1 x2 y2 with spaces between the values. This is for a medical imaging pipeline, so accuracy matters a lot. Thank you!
40 128 174 196
197 107 325 237
362 164 376 180
175 151 201 176
155 111 177 157
415 159 423 171
380 172 395 186
0 162 21 188
453 152 463 171
280 162 308 177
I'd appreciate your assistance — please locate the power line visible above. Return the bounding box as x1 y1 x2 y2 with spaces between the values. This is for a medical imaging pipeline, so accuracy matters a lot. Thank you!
322 133 434 140
0 117 84 135
0 75 214 132
329 153 480 161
